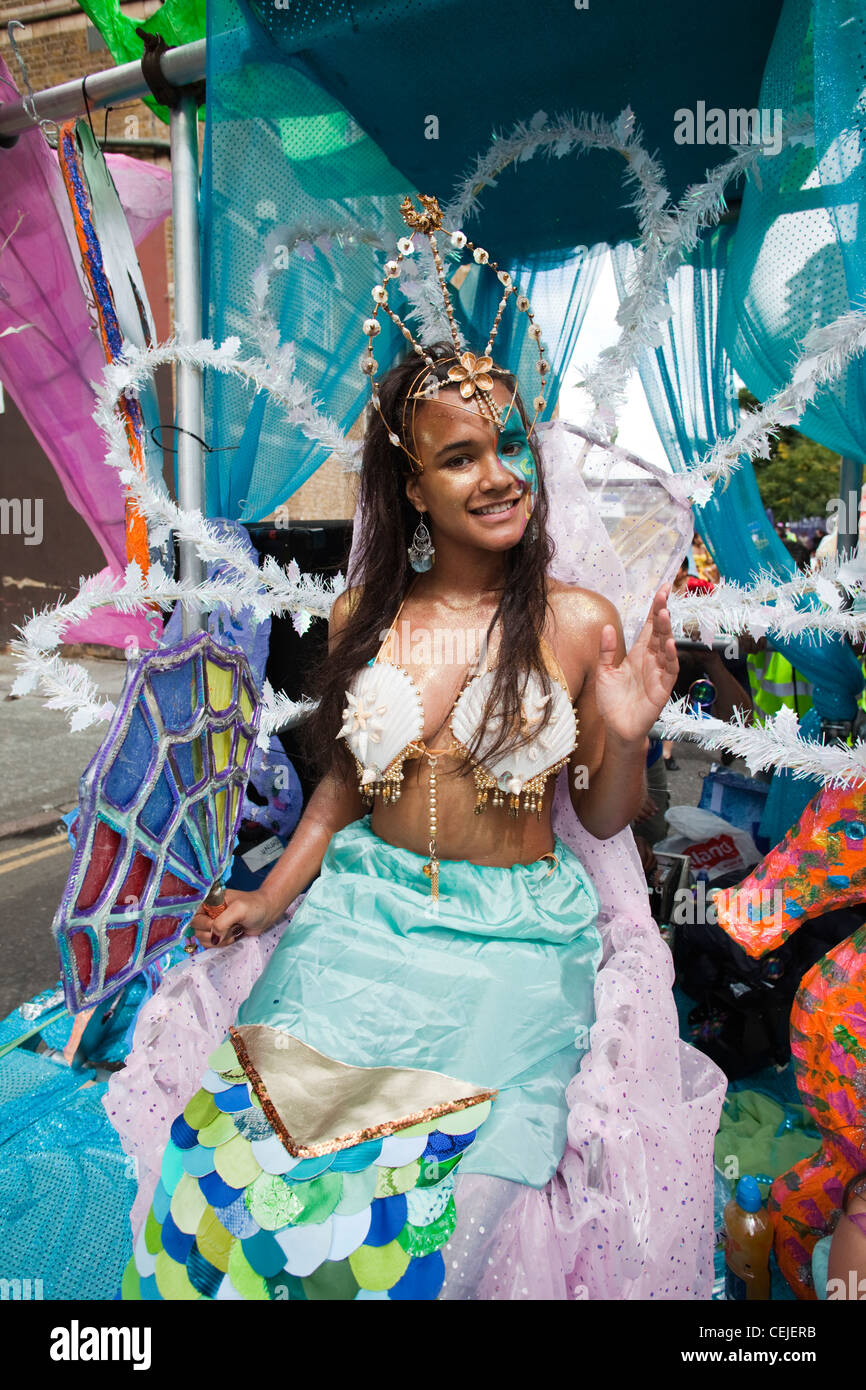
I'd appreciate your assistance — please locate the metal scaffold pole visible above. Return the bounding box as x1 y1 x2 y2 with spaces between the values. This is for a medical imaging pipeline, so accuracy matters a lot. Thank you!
0 40 206 138
169 87 207 632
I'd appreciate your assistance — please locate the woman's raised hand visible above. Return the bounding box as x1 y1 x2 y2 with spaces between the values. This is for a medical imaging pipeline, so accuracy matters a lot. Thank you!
188 887 276 950
595 586 679 745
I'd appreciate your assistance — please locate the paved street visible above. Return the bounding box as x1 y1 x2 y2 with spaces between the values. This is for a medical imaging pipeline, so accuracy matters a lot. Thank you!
0 651 128 832
0 830 73 1017
0 651 128 1015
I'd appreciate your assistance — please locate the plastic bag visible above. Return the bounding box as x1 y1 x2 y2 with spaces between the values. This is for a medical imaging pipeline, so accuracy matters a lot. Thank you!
654 806 761 883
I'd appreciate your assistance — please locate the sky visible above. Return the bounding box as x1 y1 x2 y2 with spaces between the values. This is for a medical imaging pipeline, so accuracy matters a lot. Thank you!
556 248 670 471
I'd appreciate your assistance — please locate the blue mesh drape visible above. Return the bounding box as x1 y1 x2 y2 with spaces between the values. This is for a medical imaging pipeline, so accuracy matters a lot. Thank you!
202 0 409 520
719 0 866 467
813 0 866 361
611 228 799 573
611 227 863 731
450 246 606 422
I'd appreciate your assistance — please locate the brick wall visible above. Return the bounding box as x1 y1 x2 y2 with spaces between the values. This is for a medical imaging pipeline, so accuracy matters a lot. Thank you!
0 3 166 144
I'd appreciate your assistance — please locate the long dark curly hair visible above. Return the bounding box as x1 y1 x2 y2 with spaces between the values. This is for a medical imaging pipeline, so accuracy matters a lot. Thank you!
303 343 558 781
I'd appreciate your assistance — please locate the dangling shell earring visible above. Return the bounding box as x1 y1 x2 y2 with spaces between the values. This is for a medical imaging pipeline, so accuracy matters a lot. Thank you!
408 513 435 572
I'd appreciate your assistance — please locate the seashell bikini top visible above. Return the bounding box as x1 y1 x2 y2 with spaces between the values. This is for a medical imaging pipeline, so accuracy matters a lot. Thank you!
338 583 579 896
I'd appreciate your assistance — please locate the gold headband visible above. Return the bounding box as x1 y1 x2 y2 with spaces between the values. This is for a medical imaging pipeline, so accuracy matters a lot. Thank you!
360 194 549 470
395 356 522 472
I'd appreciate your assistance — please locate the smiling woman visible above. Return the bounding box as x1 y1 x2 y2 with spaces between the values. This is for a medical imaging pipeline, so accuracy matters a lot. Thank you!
116 203 706 1304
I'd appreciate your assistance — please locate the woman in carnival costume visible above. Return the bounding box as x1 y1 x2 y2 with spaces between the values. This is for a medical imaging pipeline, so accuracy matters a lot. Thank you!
113 197 726 1301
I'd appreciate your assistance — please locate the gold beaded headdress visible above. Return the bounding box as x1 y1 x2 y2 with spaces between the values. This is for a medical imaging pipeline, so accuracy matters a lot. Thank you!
361 194 549 471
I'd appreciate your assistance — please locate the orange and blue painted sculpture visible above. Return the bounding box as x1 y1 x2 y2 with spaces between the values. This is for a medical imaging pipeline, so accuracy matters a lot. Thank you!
58 117 161 575
715 785 866 1297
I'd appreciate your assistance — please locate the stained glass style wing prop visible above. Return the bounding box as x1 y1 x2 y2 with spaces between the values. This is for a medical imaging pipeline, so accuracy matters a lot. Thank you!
53 633 261 1012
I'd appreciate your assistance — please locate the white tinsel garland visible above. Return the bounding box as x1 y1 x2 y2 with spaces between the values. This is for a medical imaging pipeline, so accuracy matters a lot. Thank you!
13 332 352 734
399 239 463 347
11 141 865 779
17 323 863 739
443 106 762 430
259 681 318 738
99 334 362 475
657 699 866 788
438 106 866 496
669 565 866 644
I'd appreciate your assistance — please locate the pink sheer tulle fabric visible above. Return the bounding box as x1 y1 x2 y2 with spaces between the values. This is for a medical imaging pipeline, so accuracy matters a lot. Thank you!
105 421 726 1297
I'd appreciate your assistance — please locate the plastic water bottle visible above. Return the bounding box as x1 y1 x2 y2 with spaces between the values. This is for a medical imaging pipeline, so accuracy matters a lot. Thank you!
723 1175 773 1300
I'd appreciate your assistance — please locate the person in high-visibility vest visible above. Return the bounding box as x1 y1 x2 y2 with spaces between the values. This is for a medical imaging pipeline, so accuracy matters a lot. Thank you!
746 647 814 724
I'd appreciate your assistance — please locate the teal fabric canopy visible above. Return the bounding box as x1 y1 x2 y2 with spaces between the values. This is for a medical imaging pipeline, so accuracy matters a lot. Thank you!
242 0 784 259
203 0 618 518
202 1 409 519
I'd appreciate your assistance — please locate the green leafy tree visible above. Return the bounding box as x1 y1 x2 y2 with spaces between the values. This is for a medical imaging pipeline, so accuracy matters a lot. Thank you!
739 388 841 523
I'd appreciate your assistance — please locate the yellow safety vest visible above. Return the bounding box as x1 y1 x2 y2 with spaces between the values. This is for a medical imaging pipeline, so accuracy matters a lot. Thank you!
747 651 813 724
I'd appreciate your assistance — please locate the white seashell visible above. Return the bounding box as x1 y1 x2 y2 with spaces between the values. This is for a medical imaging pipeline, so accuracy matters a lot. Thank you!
451 670 575 791
340 663 423 780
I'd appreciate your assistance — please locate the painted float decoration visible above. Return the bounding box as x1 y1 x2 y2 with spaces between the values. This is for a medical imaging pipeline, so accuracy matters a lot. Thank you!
715 785 866 1297
58 117 163 574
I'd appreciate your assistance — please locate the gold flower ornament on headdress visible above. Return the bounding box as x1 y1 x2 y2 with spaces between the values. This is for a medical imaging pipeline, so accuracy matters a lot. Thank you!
447 352 495 400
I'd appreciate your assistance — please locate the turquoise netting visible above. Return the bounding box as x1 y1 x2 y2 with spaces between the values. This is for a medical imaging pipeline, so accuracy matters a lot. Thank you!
0 1053 135 1299
202 0 409 519
814 0 866 323
202 0 786 522
720 0 866 466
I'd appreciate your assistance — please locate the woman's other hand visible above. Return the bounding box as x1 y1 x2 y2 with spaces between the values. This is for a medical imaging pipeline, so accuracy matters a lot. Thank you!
595 586 679 744
634 791 659 824
188 887 277 950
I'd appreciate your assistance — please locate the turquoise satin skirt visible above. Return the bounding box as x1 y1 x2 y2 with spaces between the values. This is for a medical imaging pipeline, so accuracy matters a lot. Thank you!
239 816 602 1188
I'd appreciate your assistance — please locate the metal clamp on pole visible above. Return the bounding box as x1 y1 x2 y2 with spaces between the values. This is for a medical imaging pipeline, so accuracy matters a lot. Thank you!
135 29 208 636
135 29 206 112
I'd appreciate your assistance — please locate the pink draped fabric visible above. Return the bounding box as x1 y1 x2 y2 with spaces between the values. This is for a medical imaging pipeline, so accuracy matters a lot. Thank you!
105 423 727 1298
0 60 171 647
